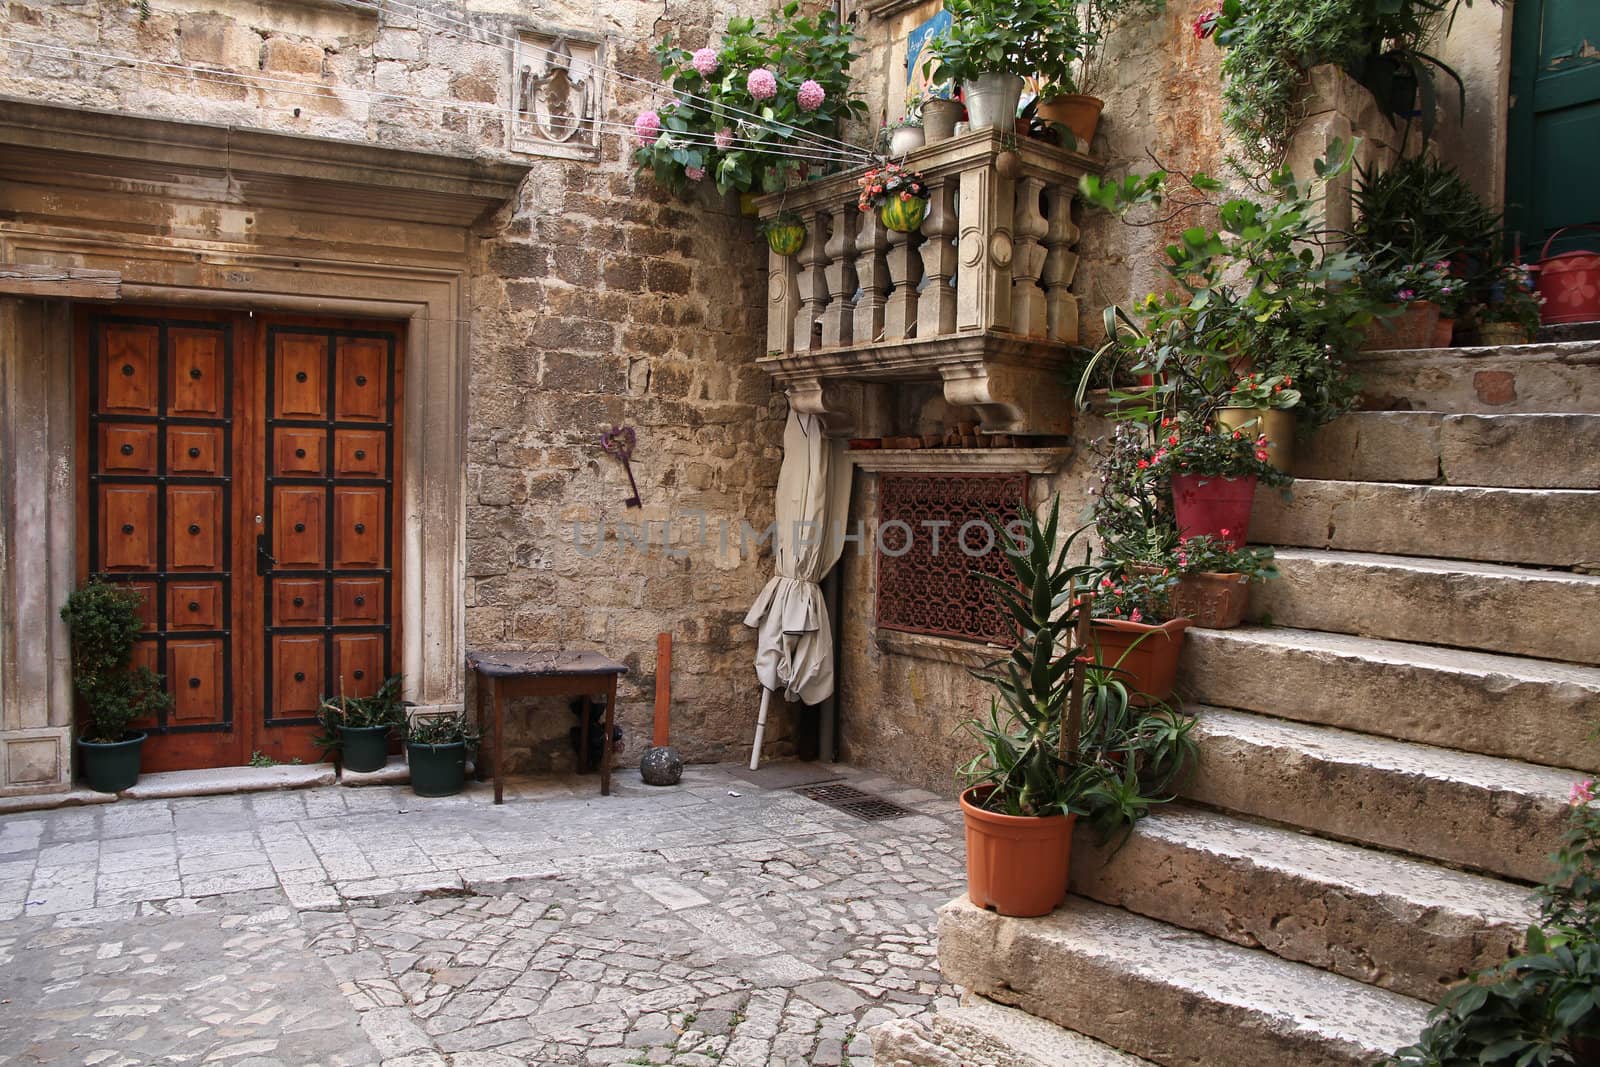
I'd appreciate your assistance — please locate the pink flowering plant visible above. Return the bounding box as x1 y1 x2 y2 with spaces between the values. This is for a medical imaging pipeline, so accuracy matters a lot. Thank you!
856 162 928 213
1479 261 1545 336
634 3 867 198
1360 259 1453 308
1144 415 1290 486
1090 571 1178 625
1168 534 1277 582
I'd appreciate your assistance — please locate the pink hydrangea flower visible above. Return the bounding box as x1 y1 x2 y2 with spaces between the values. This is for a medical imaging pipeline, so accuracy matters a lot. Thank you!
1571 779 1595 806
797 79 825 111
747 68 777 101
714 127 734 149
692 47 719 77
685 165 705 182
633 110 661 146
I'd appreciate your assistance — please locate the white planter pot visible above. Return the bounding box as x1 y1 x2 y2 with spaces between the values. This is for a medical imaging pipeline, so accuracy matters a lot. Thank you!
963 73 1023 132
888 125 925 156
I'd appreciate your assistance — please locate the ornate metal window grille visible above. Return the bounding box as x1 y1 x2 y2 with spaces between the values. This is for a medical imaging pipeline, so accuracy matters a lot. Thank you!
876 472 1028 643
510 31 602 160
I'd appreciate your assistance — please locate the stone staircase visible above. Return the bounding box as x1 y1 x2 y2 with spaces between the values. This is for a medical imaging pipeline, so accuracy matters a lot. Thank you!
873 340 1600 1067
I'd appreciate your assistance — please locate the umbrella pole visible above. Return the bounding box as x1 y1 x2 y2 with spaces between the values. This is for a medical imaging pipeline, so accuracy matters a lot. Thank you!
750 687 772 771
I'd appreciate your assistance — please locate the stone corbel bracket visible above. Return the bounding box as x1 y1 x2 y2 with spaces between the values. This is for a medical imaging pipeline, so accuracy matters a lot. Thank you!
760 333 1075 437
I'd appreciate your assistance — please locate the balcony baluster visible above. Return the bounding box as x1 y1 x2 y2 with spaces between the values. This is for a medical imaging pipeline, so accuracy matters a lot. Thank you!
852 207 890 346
916 175 957 341
1041 183 1081 344
793 208 830 351
820 204 858 347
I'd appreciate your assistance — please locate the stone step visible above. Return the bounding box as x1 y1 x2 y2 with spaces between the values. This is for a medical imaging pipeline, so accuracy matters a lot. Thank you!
1252 549 1600 665
939 896 1431 1067
871 996 1155 1067
1351 339 1600 414
1180 626 1600 768
1070 806 1536 1003
1251 479 1599 568
1184 707 1576 882
1298 411 1600 488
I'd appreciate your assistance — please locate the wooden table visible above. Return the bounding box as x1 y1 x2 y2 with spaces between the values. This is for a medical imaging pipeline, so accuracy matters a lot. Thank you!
467 650 628 804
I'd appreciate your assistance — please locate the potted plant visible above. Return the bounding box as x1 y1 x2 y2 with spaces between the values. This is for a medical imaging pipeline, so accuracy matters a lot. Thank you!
404 711 479 798
1087 570 1190 704
1168 534 1278 630
1358 260 1452 351
959 497 1195 917
920 93 963 143
1147 414 1287 549
315 674 405 773
922 0 1082 132
1030 0 1165 149
886 103 926 156
1217 372 1300 473
758 211 807 256
857 161 929 233
59 579 172 793
1476 261 1545 346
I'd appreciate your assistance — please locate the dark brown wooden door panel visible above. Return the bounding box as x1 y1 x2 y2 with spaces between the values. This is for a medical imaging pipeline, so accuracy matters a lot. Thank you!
81 311 401 770
99 485 158 571
168 428 223 475
101 425 158 474
99 323 159 415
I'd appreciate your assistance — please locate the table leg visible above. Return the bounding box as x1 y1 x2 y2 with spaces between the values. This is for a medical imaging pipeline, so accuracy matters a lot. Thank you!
601 676 617 797
473 671 487 782
579 694 592 775
493 679 504 805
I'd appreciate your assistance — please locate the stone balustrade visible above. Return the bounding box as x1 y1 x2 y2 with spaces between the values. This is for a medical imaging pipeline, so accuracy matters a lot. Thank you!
755 128 1102 437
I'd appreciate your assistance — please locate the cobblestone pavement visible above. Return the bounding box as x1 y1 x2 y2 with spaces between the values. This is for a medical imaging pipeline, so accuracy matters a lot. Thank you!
0 763 965 1066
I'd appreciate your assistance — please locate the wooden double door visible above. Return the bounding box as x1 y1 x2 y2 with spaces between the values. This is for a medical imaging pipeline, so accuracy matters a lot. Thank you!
77 308 403 771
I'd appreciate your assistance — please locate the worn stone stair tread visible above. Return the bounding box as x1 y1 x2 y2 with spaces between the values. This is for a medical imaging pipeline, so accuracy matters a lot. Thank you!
871 996 1156 1067
1072 804 1536 1002
1186 706 1577 881
1255 548 1600 664
1299 410 1600 487
1251 478 1599 567
939 895 1431 1067
1182 625 1600 768
1350 339 1600 414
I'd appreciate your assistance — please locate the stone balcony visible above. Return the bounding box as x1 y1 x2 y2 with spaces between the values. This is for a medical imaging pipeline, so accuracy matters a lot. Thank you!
756 128 1102 438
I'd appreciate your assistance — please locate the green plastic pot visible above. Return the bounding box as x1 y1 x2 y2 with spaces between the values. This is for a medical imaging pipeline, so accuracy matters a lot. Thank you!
339 724 391 773
78 732 146 793
406 741 466 797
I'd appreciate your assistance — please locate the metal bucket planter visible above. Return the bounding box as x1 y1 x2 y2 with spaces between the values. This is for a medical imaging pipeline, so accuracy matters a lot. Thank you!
339 724 391 773
78 732 146 793
963 74 1023 132
407 741 467 797
921 98 961 142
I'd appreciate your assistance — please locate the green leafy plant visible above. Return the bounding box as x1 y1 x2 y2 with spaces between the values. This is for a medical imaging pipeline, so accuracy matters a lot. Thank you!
1197 0 1495 173
1478 261 1545 336
1089 569 1178 625
59 579 172 744
634 4 869 197
1226 372 1301 410
1170 534 1277 581
1078 143 1377 432
1389 783 1600 1065
1352 155 1501 305
313 674 406 752
405 711 479 750
1146 414 1291 485
922 0 1085 92
959 497 1195 843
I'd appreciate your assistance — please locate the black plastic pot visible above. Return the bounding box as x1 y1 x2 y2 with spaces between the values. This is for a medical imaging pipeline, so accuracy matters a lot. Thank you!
406 741 466 797
78 732 146 793
339 724 391 773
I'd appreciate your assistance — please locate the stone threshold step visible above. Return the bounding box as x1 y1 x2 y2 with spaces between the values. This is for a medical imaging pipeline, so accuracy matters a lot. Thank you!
940 896 1431 1067
1299 410 1600 488
121 762 336 799
871 996 1155 1067
1182 625 1600 769
1252 478 1599 568
1255 548 1600 665
1186 706 1579 882
1072 804 1535 1003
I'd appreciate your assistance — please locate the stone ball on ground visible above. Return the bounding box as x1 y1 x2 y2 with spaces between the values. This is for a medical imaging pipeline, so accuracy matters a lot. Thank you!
640 746 683 786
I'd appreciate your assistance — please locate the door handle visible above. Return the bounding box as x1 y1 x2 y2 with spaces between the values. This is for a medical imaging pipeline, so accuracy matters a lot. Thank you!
256 534 276 575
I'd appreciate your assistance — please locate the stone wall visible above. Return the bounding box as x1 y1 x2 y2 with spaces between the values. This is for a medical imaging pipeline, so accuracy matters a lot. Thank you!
0 0 798 777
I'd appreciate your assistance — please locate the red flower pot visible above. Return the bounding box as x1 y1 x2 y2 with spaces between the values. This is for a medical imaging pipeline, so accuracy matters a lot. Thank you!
1171 473 1257 550
1089 617 1191 705
960 786 1075 917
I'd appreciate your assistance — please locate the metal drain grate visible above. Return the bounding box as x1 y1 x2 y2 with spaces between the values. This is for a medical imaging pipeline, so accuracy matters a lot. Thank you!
796 783 916 822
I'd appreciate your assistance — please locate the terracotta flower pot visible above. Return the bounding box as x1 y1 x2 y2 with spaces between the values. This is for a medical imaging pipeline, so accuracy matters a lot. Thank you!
1035 93 1103 150
1361 301 1440 351
1216 407 1294 474
1171 473 1257 550
1431 317 1454 348
1477 321 1532 346
1089 617 1191 705
959 786 1075 917
1172 572 1249 629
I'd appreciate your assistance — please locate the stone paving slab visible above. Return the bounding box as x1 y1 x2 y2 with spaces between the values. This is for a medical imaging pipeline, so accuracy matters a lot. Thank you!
0 762 968 1065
